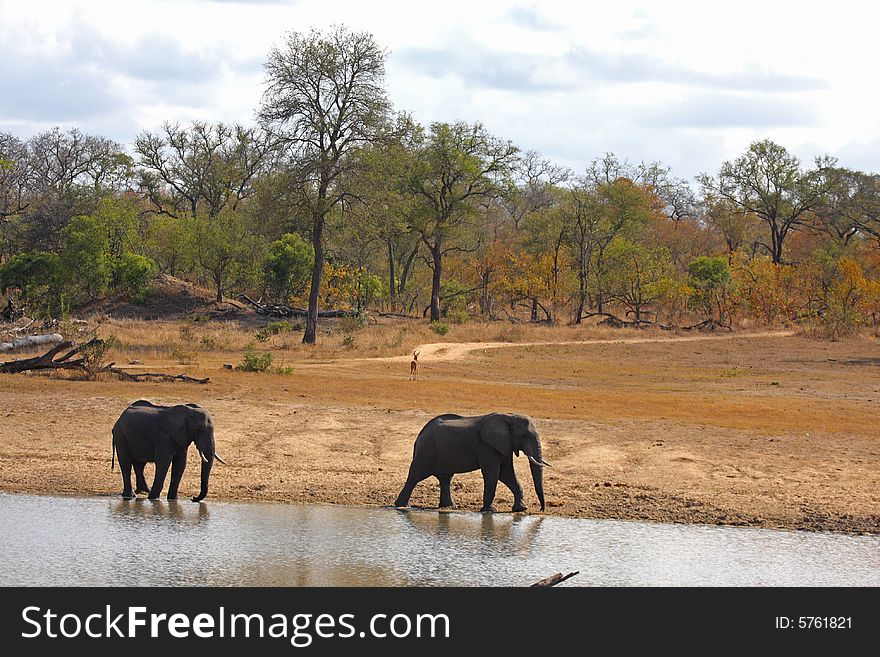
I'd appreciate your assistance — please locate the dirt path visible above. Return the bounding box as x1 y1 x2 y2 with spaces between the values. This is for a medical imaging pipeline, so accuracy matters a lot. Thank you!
317 330 799 365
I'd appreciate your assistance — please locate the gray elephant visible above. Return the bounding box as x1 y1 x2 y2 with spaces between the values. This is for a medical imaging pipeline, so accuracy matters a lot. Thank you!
111 400 224 502
394 413 549 512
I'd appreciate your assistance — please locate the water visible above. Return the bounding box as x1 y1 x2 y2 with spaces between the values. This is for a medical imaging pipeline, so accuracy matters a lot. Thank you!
0 493 877 586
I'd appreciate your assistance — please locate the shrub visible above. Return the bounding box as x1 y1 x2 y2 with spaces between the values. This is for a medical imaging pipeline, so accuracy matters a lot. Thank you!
342 335 355 346
446 309 469 324
78 335 119 378
116 253 158 303
255 321 294 342
199 336 224 350
339 313 368 332
430 321 449 335
236 344 273 372
171 345 195 364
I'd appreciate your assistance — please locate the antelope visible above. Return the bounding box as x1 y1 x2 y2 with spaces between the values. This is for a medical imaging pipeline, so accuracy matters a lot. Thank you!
410 350 420 380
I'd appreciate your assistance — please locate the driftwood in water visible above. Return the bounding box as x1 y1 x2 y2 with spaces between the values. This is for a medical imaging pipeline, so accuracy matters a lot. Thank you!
0 333 64 353
237 294 357 319
530 571 579 587
0 338 208 383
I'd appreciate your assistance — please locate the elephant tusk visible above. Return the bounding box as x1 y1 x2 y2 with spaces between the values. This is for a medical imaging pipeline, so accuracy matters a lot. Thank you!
527 455 545 468
541 459 552 468
214 454 227 465
198 449 208 464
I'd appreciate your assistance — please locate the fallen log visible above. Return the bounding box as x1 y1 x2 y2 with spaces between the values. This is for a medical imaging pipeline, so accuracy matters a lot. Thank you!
237 294 357 318
0 333 64 353
107 367 209 384
530 571 579 587
0 339 209 384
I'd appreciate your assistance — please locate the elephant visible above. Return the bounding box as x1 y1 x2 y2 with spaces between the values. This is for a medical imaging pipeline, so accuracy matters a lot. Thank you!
394 413 550 513
111 400 224 502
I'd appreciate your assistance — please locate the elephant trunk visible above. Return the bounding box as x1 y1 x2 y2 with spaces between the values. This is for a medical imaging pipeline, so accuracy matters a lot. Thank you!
192 434 215 503
529 444 545 511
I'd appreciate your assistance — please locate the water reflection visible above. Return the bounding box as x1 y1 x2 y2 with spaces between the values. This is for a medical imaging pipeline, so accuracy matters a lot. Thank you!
0 493 877 587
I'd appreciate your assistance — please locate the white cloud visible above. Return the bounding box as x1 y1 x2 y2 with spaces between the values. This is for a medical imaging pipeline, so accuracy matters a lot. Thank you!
0 0 877 177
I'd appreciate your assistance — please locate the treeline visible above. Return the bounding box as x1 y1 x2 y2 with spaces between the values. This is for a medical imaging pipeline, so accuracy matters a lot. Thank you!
1 26 879 340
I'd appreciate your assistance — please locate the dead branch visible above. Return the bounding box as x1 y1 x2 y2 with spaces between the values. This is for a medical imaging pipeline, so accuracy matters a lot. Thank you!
238 294 357 318
530 571 579 587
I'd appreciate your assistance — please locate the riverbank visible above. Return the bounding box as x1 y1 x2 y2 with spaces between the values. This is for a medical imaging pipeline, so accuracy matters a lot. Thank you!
1 322 878 534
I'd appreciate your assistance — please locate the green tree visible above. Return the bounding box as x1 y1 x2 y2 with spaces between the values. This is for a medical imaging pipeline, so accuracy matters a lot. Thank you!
407 121 518 321
699 140 832 264
60 215 110 300
193 209 261 303
116 253 158 303
145 215 196 277
0 251 61 313
688 255 733 326
263 233 314 302
604 239 675 324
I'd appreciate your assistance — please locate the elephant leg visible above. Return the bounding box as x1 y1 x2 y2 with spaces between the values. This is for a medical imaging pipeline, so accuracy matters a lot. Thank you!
148 460 171 500
120 460 135 500
480 461 501 513
133 462 150 495
499 459 526 512
437 474 455 508
166 451 187 500
394 465 430 507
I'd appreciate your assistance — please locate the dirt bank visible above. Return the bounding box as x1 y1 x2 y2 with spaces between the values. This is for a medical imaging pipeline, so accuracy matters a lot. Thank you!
1 325 877 534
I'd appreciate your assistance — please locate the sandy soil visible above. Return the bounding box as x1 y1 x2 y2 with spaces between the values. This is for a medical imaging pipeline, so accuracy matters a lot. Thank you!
1 326 878 534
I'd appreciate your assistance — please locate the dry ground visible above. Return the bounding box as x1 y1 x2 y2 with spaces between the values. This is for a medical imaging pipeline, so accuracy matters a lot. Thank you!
1 318 878 534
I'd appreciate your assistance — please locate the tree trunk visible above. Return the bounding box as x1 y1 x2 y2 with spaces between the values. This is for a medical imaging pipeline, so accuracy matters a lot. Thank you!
429 246 442 322
398 244 418 297
530 297 538 322
480 269 490 316
387 239 396 312
303 229 324 344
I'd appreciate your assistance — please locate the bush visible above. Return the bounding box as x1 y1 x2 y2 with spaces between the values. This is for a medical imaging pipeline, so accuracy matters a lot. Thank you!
0 251 62 313
446 309 469 324
263 233 314 302
255 321 295 342
236 344 273 372
342 334 355 346
171 345 195 365
116 253 158 303
339 313 368 332
430 321 449 335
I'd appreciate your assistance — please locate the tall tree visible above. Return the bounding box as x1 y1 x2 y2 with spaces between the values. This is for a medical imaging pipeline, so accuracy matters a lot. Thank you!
258 25 390 343
407 121 518 321
699 140 832 264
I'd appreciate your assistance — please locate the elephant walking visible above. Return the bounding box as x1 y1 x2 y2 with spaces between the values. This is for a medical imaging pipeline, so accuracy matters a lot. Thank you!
394 413 549 512
111 400 223 502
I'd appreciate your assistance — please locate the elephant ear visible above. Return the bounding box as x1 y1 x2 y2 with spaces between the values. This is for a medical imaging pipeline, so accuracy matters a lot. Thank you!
158 405 192 447
479 414 513 457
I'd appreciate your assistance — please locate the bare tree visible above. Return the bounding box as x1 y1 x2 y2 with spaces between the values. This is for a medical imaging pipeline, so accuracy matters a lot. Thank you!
0 133 30 223
135 121 271 219
258 25 390 344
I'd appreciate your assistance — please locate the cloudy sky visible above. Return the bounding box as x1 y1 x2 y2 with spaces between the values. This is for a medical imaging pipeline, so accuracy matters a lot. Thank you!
1 0 878 180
